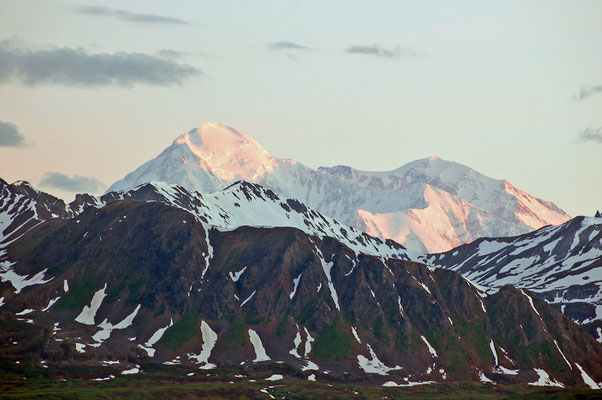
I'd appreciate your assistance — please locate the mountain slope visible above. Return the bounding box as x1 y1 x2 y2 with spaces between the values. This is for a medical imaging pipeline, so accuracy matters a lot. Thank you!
1 198 600 388
107 122 570 253
423 216 602 341
0 178 412 261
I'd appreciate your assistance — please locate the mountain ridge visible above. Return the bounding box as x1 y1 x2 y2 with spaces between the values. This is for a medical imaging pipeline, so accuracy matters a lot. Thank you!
1 196 600 388
106 122 570 253
423 215 602 341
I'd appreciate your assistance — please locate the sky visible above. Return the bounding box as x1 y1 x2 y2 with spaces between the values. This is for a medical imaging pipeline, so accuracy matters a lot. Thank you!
0 0 600 216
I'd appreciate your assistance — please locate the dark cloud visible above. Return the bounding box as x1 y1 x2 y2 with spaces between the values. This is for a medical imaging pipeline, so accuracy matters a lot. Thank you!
74 5 188 25
268 41 308 51
0 121 26 147
577 85 602 101
40 172 104 193
345 44 415 59
577 127 602 144
0 40 200 87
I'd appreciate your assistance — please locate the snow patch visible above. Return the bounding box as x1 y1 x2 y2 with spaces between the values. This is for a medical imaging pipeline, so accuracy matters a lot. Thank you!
75 284 107 325
0 265 52 294
357 344 402 375
489 340 498 365
351 327 362 344
92 304 141 343
41 297 60 312
229 266 247 282
420 335 438 357
138 318 173 357
289 326 302 358
240 290 256 307
553 339 572 370
248 329 270 362
315 246 340 311
528 368 564 388
575 363 601 390
289 272 302 300
478 370 494 384
383 380 434 387
121 365 140 375
188 320 217 369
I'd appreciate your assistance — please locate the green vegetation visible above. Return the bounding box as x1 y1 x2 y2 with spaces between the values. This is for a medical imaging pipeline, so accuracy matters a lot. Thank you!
276 313 289 336
105 275 128 304
244 313 263 325
54 271 99 312
373 315 389 343
214 315 247 353
455 317 492 363
313 318 352 361
154 303 166 317
126 277 147 305
159 312 201 350
0 364 599 400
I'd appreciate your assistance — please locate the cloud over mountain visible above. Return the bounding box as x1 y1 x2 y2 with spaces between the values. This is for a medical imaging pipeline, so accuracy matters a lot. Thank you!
40 172 104 192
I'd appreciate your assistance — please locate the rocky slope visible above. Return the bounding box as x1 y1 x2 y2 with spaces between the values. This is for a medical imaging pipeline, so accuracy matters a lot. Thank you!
0 196 601 388
106 122 570 253
423 216 602 341
0 178 413 261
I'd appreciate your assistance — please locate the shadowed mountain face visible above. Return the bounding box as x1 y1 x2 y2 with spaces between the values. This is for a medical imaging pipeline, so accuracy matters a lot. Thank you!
1 199 601 388
106 122 570 253
423 216 602 341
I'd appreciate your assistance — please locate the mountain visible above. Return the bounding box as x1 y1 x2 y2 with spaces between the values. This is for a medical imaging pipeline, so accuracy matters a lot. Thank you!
0 178 76 246
0 178 413 261
1 195 601 388
107 122 570 253
422 216 602 341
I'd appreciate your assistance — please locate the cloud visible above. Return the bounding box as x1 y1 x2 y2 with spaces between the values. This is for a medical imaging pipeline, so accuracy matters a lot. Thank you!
577 127 602 144
268 41 308 51
74 5 188 25
345 44 416 59
0 121 26 147
0 39 200 87
40 172 104 193
577 85 602 101
156 49 184 59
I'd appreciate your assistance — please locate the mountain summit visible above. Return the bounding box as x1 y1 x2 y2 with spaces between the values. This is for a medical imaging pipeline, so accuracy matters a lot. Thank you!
108 123 570 253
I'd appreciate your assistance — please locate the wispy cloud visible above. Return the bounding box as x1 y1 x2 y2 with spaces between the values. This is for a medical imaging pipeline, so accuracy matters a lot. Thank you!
40 172 104 193
577 127 602 144
74 5 188 26
0 121 26 147
0 39 200 87
268 41 308 51
577 85 602 101
345 44 416 59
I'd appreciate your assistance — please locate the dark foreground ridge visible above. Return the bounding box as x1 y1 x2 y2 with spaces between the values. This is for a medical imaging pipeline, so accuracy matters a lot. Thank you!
1 198 601 391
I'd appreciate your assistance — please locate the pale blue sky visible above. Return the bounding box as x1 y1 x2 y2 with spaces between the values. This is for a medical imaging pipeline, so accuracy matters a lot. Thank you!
0 0 600 215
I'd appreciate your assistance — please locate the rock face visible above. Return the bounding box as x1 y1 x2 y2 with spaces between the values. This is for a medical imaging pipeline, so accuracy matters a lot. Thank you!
1 178 414 261
423 216 602 341
106 122 570 253
1 197 601 388
0 179 73 245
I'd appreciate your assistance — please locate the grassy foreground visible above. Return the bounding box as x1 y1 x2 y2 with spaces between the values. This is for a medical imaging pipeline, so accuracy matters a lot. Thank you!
0 361 600 400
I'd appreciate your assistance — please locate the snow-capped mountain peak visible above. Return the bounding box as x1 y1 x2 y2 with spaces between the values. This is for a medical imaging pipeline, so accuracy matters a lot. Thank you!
175 122 279 181
107 123 570 253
